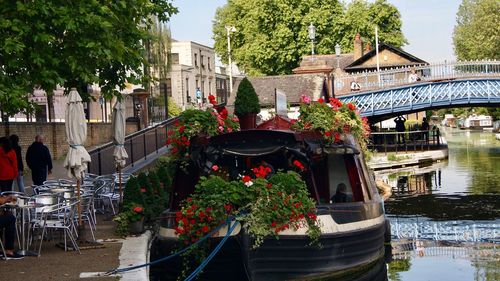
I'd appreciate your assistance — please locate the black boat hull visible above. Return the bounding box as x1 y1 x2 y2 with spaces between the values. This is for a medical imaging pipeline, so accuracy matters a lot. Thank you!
242 220 386 281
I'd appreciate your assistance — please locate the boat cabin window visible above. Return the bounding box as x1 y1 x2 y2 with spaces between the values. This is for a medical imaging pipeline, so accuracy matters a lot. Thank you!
327 153 365 203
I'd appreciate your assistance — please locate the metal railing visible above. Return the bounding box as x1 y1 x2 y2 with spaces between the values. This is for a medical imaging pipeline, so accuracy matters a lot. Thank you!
87 117 178 175
335 60 500 96
369 130 442 154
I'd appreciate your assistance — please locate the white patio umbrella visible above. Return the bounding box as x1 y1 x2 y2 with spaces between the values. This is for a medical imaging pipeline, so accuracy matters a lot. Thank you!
63 88 91 227
112 100 128 203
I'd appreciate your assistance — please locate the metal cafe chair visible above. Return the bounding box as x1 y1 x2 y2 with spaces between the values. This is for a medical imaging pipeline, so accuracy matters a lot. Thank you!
31 201 81 255
95 175 120 215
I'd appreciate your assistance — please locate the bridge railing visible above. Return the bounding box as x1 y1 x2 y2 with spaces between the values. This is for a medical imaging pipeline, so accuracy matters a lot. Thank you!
369 129 442 154
335 60 500 96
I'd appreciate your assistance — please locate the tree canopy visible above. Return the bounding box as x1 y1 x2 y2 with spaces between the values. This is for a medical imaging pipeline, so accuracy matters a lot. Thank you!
453 0 499 61
213 0 407 76
0 0 177 118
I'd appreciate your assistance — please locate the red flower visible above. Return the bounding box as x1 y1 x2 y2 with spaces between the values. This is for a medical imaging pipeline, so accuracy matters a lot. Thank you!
224 204 232 212
271 221 277 227
187 198 193 203
140 187 146 193
267 183 273 189
178 125 186 134
293 160 305 171
347 102 356 111
212 165 219 172
201 225 209 233
242 175 252 183
198 211 206 219
329 98 343 107
334 132 341 143
317 98 324 103
190 219 196 225
175 211 182 218
133 206 143 213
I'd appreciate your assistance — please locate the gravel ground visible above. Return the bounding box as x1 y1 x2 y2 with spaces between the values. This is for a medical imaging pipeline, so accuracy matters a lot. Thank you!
0 216 123 281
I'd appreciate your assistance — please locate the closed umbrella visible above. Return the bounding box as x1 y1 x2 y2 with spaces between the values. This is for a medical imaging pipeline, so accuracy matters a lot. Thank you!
63 88 91 227
112 100 128 203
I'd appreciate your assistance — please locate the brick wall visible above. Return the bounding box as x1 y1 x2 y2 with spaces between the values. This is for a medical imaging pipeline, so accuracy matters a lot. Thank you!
1 122 138 161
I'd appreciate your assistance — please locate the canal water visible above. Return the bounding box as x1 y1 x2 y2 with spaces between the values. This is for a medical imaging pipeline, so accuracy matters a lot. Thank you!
381 127 500 281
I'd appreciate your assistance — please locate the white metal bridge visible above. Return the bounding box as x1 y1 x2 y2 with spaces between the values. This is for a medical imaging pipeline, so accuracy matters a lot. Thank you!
389 219 499 243
336 61 500 119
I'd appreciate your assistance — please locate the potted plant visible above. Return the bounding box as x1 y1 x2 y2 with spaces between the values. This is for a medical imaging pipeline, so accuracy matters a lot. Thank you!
113 204 145 236
234 77 260 130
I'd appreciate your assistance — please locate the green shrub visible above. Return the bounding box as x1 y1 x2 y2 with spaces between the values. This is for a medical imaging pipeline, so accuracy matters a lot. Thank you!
234 77 260 116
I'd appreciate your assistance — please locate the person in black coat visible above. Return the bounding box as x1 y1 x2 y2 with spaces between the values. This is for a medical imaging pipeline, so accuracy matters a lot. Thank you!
26 135 53 186
9 135 24 193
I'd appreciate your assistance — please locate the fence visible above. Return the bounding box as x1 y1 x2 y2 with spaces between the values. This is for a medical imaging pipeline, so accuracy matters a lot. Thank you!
335 60 500 96
369 129 442 154
87 117 178 175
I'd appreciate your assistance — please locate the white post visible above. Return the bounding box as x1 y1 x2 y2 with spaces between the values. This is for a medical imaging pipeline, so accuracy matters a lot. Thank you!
375 26 381 86
225 25 236 96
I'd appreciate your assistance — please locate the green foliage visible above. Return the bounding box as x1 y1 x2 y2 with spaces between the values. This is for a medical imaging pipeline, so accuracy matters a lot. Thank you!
168 98 182 117
234 78 260 116
175 170 320 252
291 97 371 152
213 0 406 75
0 0 178 115
387 153 410 162
453 0 499 60
167 108 239 160
340 0 407 52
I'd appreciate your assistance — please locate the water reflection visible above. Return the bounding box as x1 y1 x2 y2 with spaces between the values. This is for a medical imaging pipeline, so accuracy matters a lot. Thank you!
379 128 500 281
388 240 500 281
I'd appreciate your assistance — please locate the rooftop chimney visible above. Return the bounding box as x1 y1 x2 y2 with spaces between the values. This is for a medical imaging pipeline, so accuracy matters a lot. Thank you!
353 34 363 60
364 42 372 53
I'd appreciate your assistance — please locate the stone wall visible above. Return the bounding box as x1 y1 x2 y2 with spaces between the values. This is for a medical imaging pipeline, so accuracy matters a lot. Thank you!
1 122 138 160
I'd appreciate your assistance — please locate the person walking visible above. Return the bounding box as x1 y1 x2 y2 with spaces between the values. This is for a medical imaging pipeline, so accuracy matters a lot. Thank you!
394 116 407 144
26 135 53 186
0 137 18 193
196 87 203 108
9 134 24 193
421 117 430 144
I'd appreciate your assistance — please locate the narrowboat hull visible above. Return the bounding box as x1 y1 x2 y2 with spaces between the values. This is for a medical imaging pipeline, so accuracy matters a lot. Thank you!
155 213 387 281
242 217 386 281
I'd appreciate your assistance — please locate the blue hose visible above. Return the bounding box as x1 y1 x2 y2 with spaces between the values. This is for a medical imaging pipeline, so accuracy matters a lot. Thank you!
184 221 239 281
105 217 235 275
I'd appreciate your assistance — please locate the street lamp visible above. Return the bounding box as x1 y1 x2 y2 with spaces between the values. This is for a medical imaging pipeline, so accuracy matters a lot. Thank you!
335 43 341 69
225 25 237 95
308 23 316 56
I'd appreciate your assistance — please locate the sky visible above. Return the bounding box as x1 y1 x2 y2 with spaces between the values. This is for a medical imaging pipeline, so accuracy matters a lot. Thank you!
169 0 462 64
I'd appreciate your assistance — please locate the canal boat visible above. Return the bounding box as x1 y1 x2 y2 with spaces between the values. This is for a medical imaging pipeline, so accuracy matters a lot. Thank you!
460 114 493 130
155 116 389 281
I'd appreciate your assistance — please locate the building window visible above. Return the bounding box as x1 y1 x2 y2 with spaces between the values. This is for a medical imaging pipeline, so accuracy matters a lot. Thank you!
201 55 205 68
171 53 179 65
194 53 198 67
209 81 211 94
201 81 205 93
208 57 211 70
196 79 199 88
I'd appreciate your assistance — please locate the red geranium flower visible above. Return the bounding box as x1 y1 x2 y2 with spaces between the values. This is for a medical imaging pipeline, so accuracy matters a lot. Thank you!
317 98 324 103
212 165 219 171
347 102 356 111
201 225 209 233
133 206 143 213
293 160 305 171
242 175 252 183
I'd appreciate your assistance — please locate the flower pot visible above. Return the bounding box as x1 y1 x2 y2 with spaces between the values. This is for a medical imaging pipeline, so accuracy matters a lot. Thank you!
238 113 257 130
129 219 145 235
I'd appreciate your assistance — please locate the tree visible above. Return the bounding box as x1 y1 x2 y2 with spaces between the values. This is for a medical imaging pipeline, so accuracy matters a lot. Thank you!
453 0 499 61
0 1 178 119
340 0 407 52
212 0 406 76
